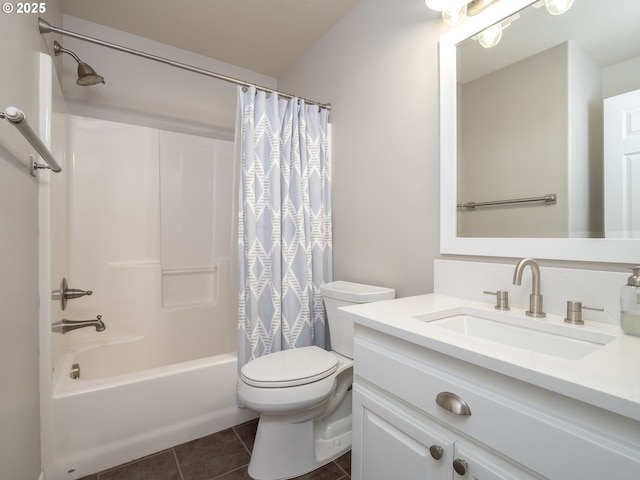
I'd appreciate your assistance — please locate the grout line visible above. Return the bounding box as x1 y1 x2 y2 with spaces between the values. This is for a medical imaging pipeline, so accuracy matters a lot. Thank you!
171 448 185 480
208 464 250 480
231 423 254 456
334 460 349 477
334 459 351 479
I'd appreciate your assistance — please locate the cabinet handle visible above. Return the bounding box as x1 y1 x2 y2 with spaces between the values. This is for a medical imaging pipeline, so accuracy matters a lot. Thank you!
436 391 472 416
453 458 468 476
429 444 443 460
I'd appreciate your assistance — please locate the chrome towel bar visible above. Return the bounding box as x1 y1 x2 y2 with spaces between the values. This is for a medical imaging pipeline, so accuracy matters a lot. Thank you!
1 106 62 174
458 193 557 210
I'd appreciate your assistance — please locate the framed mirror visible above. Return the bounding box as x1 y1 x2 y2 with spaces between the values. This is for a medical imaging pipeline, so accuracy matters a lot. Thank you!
439 0 640 263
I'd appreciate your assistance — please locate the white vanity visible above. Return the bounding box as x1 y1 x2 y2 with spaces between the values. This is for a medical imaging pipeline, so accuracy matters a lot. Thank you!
342 295 640 479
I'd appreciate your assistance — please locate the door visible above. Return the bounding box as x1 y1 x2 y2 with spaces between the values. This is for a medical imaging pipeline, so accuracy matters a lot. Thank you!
453 441 541 480
352 385 454 480
604 89 640 238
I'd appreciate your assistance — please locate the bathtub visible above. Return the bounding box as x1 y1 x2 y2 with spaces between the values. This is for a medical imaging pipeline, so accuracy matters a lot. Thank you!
47 338 257 480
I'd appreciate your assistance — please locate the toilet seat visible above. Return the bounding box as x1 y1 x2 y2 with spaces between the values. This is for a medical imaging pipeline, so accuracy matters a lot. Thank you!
241 346 338 388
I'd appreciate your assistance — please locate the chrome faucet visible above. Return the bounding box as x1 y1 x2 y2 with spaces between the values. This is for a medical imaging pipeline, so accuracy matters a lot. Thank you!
512 258 546 318
52 315 106 334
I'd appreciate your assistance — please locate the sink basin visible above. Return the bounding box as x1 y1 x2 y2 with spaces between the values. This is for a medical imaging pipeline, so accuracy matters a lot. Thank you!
414 310 616 360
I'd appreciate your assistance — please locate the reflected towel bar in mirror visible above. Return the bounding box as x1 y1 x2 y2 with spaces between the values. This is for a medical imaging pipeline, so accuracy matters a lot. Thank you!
457 193 557 210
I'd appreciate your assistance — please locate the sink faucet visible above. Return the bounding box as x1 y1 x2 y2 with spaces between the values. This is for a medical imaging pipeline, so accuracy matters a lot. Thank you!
52 315 106 334
512 258 546 318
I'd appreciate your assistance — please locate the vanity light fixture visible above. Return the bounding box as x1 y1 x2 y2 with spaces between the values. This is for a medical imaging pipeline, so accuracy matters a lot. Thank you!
427 0 574 26
425 0 468 25
425 0 501 25
442 3 468 25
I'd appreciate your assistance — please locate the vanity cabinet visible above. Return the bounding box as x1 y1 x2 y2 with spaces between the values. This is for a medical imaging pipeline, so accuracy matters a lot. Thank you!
354 382 539 479
351 325 640 480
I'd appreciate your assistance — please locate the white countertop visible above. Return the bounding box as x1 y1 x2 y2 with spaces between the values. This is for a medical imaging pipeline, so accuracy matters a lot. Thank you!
341 294 640 422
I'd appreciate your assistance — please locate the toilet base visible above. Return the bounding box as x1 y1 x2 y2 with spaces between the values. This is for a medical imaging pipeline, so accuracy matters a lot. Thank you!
248 391 352 480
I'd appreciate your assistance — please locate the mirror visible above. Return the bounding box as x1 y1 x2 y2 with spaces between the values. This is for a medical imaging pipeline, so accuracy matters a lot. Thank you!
440 0 640 263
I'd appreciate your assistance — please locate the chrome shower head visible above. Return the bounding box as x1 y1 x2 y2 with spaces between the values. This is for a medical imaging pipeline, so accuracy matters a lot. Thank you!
53 40 105 86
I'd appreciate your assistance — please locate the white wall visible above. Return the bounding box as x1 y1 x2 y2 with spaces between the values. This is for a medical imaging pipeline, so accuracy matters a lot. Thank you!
279 0 446 297
0 5 62 479
603 55 640 100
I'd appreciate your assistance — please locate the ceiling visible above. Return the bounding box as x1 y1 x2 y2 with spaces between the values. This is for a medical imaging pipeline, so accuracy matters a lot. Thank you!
61 0 362 78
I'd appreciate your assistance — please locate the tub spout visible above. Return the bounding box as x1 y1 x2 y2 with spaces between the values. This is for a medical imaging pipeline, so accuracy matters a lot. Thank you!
52 315 106 334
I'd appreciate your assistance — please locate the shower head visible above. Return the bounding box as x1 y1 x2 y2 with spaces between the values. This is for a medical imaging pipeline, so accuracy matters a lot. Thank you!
53 40 105 86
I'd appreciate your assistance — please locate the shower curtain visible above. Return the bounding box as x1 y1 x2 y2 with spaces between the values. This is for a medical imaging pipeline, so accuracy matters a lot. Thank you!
237 86 332 370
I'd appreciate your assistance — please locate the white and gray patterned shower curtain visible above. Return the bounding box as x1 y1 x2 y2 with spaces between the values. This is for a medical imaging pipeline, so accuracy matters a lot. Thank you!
237 86 332 370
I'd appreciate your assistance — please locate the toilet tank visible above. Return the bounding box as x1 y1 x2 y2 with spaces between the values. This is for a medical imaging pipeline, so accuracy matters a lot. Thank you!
320 281 395 358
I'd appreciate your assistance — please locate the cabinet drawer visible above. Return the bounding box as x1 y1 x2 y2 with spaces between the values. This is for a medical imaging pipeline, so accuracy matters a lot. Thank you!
354 332 640 479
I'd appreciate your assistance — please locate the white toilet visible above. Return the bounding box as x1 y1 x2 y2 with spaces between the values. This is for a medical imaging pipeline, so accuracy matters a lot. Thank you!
238 280 395 480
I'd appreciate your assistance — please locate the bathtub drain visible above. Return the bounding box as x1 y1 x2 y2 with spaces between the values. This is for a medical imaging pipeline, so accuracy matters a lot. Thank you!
70 363 80 380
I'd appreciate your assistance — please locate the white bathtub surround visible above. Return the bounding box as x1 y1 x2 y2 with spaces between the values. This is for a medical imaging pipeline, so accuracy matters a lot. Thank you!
434 258 629 325
237 87 332 367
41 115 248 480
65 116 235 323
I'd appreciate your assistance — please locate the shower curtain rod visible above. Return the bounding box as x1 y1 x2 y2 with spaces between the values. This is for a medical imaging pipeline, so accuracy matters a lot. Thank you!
37 18 331 110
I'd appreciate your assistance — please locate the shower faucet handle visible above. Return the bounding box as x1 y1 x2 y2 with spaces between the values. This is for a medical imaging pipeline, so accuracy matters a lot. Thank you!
64 287 93 299
52 277 93 310
483 290 510 310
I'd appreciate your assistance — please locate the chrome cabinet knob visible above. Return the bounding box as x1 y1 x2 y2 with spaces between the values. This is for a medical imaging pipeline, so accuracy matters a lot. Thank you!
453 458 468 475
429 444 443 460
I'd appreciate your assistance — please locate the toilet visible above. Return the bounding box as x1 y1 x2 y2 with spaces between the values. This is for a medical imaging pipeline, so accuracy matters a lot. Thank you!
238 280 395 480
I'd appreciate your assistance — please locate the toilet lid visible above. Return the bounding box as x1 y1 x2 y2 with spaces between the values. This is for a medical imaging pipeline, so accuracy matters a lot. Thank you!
241 346 338 388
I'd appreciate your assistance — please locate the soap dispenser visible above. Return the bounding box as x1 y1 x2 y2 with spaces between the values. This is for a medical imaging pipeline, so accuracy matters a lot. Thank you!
621 266 640 336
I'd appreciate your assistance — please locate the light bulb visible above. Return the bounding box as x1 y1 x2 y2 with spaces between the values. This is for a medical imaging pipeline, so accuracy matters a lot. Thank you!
442 4 468 25
478 23 503 48
545 0 574 15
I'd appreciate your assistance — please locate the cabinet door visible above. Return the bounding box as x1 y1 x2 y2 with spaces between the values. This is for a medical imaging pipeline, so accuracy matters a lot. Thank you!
453 441 540 480
353 384 454 480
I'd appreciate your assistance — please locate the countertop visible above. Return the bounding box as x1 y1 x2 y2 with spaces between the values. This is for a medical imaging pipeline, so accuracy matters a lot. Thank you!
340 294 640 422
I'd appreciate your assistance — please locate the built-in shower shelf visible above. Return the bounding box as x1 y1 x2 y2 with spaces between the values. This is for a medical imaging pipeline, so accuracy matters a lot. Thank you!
161 266 218 308
162 267 218 275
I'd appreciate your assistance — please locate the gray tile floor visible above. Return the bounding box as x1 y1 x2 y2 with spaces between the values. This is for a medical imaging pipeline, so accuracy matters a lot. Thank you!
78 419 351 480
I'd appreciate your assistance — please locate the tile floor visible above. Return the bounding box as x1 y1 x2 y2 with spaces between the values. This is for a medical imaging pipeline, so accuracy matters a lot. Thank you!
78 419 351 480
